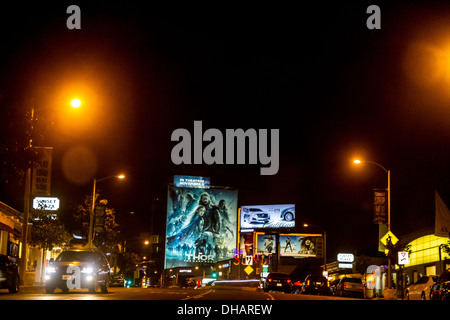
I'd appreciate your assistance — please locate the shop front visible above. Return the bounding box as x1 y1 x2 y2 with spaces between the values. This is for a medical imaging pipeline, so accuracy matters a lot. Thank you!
402 232 450 285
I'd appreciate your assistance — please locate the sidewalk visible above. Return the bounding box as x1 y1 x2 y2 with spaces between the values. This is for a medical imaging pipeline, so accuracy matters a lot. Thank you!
22 271 45 288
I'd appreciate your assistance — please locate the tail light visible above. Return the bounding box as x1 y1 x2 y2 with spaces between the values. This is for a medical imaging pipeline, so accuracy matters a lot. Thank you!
268 278 273 282
286 279 291 284
307 280 310 286
327 281 330 287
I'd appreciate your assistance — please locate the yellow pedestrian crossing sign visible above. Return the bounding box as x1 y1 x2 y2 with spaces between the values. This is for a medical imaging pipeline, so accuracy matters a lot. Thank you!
380 231 399 247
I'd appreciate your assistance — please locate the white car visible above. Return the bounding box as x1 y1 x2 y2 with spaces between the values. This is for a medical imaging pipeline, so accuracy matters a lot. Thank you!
406 275 438 300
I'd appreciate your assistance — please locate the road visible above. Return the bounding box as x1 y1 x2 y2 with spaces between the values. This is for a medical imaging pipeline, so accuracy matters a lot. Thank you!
0 286 363 300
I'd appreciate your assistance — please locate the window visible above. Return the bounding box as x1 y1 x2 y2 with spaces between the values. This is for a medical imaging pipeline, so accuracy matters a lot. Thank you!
406 234 450 267
426 265 436 276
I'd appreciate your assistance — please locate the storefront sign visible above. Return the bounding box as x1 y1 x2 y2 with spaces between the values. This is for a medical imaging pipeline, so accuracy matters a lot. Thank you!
337 253 354 263
33 197 60 211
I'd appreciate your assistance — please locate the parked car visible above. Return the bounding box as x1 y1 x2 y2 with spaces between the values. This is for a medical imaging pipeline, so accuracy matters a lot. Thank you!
301 274 330 295
334 277 364 298
263 272 292 293
0 254 19 293
243 208 270 224
45 248 111 294
110 274 125 287
430 268 450 300
280 207 295 222
329 279 340 296
406 275 437 300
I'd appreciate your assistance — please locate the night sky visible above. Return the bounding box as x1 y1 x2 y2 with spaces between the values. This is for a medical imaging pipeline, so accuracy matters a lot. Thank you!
2 2 450 259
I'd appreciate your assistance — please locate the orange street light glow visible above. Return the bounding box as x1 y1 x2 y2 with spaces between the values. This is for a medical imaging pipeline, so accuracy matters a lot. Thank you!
353 159 362 164
117 174 125 179
71 98 82 108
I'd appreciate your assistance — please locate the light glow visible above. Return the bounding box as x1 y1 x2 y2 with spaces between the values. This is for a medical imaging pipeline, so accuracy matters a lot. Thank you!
71 98 82 108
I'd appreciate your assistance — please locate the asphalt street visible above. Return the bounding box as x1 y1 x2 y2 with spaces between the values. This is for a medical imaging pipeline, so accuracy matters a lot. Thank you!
0 286 363 300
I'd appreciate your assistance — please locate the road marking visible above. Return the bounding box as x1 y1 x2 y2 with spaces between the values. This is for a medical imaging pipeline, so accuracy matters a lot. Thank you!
264 292 275 300
182 289 214 300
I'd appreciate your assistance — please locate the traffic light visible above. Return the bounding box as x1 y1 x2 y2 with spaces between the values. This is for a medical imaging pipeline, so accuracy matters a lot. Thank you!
211 271 218 279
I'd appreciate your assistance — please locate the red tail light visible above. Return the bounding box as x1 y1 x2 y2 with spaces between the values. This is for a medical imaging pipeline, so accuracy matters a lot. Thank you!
287 279 291 284
268 278 273 282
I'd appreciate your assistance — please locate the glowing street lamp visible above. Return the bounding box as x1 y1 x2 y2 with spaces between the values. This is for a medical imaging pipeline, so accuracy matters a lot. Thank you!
352 158 393 288
88 173 126 247
70 98 82 108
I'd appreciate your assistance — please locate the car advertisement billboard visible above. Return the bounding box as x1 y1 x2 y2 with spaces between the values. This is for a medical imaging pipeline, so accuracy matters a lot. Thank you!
240 204 295 230
165 184 238 269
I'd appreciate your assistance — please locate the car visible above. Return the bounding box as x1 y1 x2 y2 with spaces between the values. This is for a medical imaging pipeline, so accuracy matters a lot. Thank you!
263 272 292 293
45 248 111 294
430 268 450 300
243 208 270 224
301 274 330 295
405 275 437 300
333 277 365 298
110 274 125 287
329 279 340 296
0 254 19 293
280 207 295 222
291 279 303 294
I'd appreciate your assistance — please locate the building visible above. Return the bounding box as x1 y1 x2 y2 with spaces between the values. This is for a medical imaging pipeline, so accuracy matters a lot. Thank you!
399 227 450 285
0 201 22 262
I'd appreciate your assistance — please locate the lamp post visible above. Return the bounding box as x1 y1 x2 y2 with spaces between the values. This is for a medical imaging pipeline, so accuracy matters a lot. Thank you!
303 223 327 276
88 174 125 248
19 100 82 284
353 159 392 289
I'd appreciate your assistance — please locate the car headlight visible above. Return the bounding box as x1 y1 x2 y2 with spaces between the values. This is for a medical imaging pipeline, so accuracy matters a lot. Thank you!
81 267 94 274
47 266 56 273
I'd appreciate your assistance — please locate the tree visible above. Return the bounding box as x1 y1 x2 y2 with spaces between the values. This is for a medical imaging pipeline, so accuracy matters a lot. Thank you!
29 212 71 251
73 194 120 252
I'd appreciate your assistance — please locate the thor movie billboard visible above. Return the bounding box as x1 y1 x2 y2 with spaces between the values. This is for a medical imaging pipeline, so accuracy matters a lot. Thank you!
165 184 238 269
240 204 295 230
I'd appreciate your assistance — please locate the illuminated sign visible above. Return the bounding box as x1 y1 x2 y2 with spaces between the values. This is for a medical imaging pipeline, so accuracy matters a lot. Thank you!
165 185 237 269
337 253 354 263
241 204 295 229
179 269 192 273
33 197 60 211
174 175 210 189
339 263 353 269
278 234 322 258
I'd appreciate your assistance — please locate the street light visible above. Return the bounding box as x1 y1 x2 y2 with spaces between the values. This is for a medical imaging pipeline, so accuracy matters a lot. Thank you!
88 174 126 248
352 159 392 288
70 98 82 108
303 223 327 276
20 101 80 284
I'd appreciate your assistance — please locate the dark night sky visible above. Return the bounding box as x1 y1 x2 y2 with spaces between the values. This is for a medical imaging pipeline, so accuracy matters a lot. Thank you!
2 2 450 259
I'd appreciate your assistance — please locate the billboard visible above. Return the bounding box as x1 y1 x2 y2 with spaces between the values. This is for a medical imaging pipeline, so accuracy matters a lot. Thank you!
174 175 210 189
165 184 238 269
279 234 322 257
240 204 295 230
255 233 278 254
